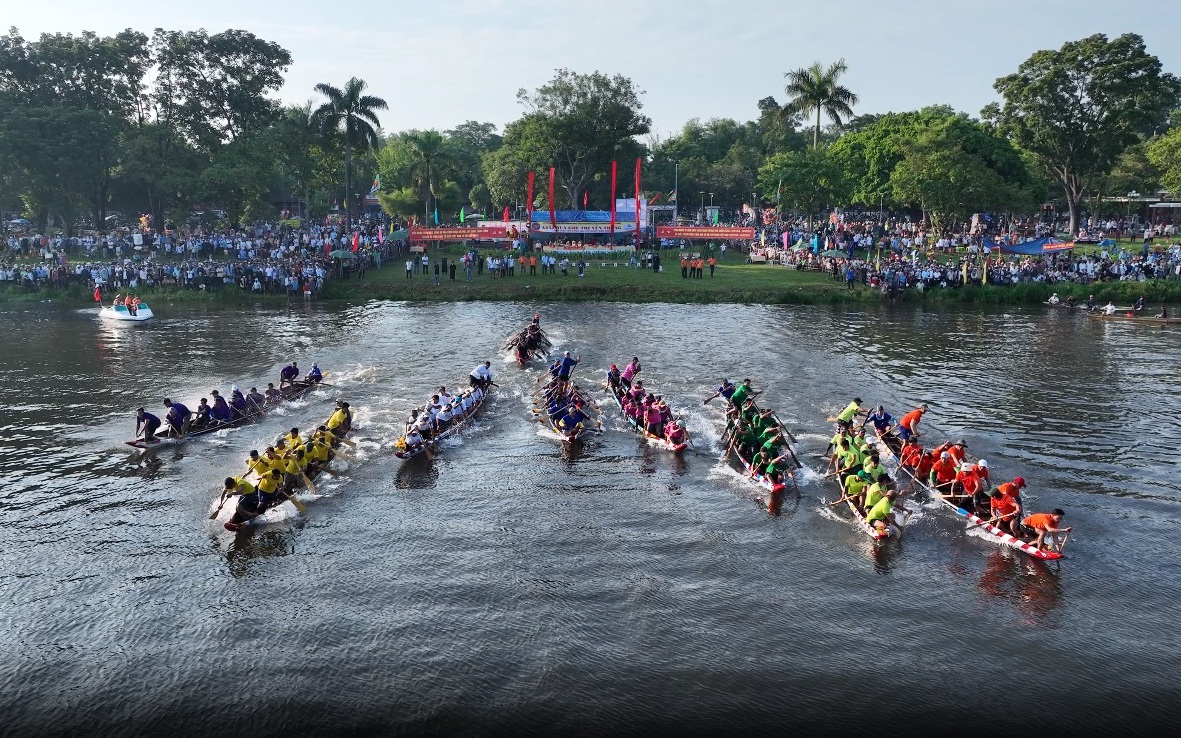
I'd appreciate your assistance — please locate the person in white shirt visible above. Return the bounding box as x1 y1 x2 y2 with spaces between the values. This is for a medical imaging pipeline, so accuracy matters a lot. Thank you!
435 404 453 431
1104 301 1117 315
471 385 484 403
470 361 494 388
437 386 453 407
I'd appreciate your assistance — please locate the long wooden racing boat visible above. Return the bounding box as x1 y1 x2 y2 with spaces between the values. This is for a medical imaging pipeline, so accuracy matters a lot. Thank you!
221 415 352 532
1086 311 1180 325
872 432 1064 561
504 320 552 365
125 378 325 450
533 379 600 445
719 399 800 495
607 380 690 453
394 382 494 459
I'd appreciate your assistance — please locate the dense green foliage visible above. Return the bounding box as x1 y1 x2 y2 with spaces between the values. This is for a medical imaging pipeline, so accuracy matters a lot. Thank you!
2 28 1179 234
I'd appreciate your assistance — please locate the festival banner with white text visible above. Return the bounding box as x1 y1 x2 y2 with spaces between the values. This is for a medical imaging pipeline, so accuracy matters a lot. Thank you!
656 226 755 240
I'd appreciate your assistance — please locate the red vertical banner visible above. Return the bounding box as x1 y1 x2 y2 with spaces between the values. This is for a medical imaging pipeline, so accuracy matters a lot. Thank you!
503 206 510 222
610 160 617 235
634 157 642 243
548 167 557 230
526 171 535 224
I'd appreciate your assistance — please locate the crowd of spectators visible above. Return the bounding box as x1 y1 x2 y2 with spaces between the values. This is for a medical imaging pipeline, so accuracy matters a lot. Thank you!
1 219 412 297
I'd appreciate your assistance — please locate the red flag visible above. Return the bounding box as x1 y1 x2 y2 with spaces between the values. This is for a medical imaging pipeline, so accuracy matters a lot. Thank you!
503 205 510 223
325 242 331 257
526 171 535 225
610 160 617 236
583 191 588 208
377 225 384 244
548 167 557 230
635 158 642 242
93 286 101 303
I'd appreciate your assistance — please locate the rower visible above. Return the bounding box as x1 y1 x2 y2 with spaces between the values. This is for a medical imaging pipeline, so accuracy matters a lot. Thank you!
279 361 300 389
1065 294 1077 308
209 390 232 424
1103 301 1117 315
704 379 736 406
1159 305 1169 319
264 383 282 403
470 361 494 388
929 451 958 494
531 312 541 328
842 470 870 507
1021 508 1071 552
306 363 323 383
952 461 985 513
866 491 903 534
665 419 688 445
193 398 212 428
990 477 1026 535
1134 295 1146 313
559 401 590 434
229 386 249 420
162 398 192 436
1085 294 1097 312
863 405 894 437
435 403 453 433
327 401 351 435
244 449 269 477
282 427 303 451
897 404 928 441
620 357 641 389
247 387 265 410
404 427 425 454
835 397 867 431
135 407 161 443
643 401 664 437
861 473 891 513
1048 292 1060 305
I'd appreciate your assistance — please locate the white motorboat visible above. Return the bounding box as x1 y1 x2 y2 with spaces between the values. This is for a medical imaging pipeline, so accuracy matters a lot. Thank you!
100 302 155 322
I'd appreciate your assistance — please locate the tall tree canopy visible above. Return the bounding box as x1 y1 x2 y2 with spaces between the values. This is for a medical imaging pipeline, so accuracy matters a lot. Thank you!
505 69 650 208
781 59 858 149
985 33 1180 235
312 76 387 224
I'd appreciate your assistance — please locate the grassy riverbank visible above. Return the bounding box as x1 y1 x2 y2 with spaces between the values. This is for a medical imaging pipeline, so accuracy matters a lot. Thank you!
4 247 1180 306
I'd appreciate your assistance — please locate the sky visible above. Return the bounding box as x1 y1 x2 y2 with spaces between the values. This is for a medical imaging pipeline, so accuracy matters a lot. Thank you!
7 0 1181 137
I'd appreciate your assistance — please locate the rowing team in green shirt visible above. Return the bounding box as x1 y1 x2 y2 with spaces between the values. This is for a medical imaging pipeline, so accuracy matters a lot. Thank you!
827 424 904 534
717 380 801 486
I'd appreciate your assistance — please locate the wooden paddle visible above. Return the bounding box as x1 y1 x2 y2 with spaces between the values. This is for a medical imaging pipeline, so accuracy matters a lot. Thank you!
1055 531 1072 556
301 473 317 496
209 492 229 519
285 489 308 513
965 515 1000 531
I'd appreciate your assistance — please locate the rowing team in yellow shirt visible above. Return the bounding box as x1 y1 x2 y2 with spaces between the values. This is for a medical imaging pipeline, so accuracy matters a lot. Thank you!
219 401 353 531
827 424 905 534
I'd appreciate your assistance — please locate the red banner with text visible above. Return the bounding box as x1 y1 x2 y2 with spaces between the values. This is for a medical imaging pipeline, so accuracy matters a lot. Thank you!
409 226 510 242
656 226 756 240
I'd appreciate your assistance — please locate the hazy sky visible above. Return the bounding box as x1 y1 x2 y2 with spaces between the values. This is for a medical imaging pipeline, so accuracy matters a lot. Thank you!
8 0 1180 136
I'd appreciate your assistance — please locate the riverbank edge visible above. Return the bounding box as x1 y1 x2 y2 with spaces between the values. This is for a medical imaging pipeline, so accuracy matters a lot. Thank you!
4 276 1180 306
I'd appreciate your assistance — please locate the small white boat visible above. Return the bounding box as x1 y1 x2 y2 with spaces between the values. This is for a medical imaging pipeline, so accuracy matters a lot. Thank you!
100 302 155 322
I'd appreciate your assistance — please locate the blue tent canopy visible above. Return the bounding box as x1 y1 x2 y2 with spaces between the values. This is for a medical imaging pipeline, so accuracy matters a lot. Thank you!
985 236 1070 255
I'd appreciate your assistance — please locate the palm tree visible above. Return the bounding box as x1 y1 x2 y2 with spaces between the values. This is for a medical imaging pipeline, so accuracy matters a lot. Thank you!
782 60 858 149
311 77 388 226
405 131 458 224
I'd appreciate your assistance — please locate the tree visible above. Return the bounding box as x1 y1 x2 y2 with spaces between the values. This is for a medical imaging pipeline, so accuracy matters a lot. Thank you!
757 147 849 230
510 69 651 207
781 59 858 149
890 119 1034 230
152 29 291 151
311 76 387 227
986 33 1181 235
443 121 502 199
1147 128 1181 202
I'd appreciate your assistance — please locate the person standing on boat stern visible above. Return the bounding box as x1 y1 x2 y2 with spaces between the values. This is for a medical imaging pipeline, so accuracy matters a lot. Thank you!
280 361 299 388
729 379 760 409
620 357 641 389
162 398 191 436
836 397 867 431
135 407 161 443
470 361 494 388
1022 509 1071 552
557 351 580 387
898 404 928 441
606 364 622 391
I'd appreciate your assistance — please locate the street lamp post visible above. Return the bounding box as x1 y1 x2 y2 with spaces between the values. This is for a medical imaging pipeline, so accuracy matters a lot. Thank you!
699 191 706 224
1127 191 1140 225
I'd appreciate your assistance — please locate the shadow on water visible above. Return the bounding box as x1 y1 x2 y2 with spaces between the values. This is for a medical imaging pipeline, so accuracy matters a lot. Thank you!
220 528 298 578
976 549 1063 623
394 459 440 490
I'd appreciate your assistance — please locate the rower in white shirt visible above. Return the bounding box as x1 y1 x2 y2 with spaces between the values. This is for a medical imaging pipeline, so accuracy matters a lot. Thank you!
470 361 494 388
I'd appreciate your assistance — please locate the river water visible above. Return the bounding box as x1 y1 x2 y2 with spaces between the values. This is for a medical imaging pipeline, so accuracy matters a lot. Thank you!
1 300 1178 735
